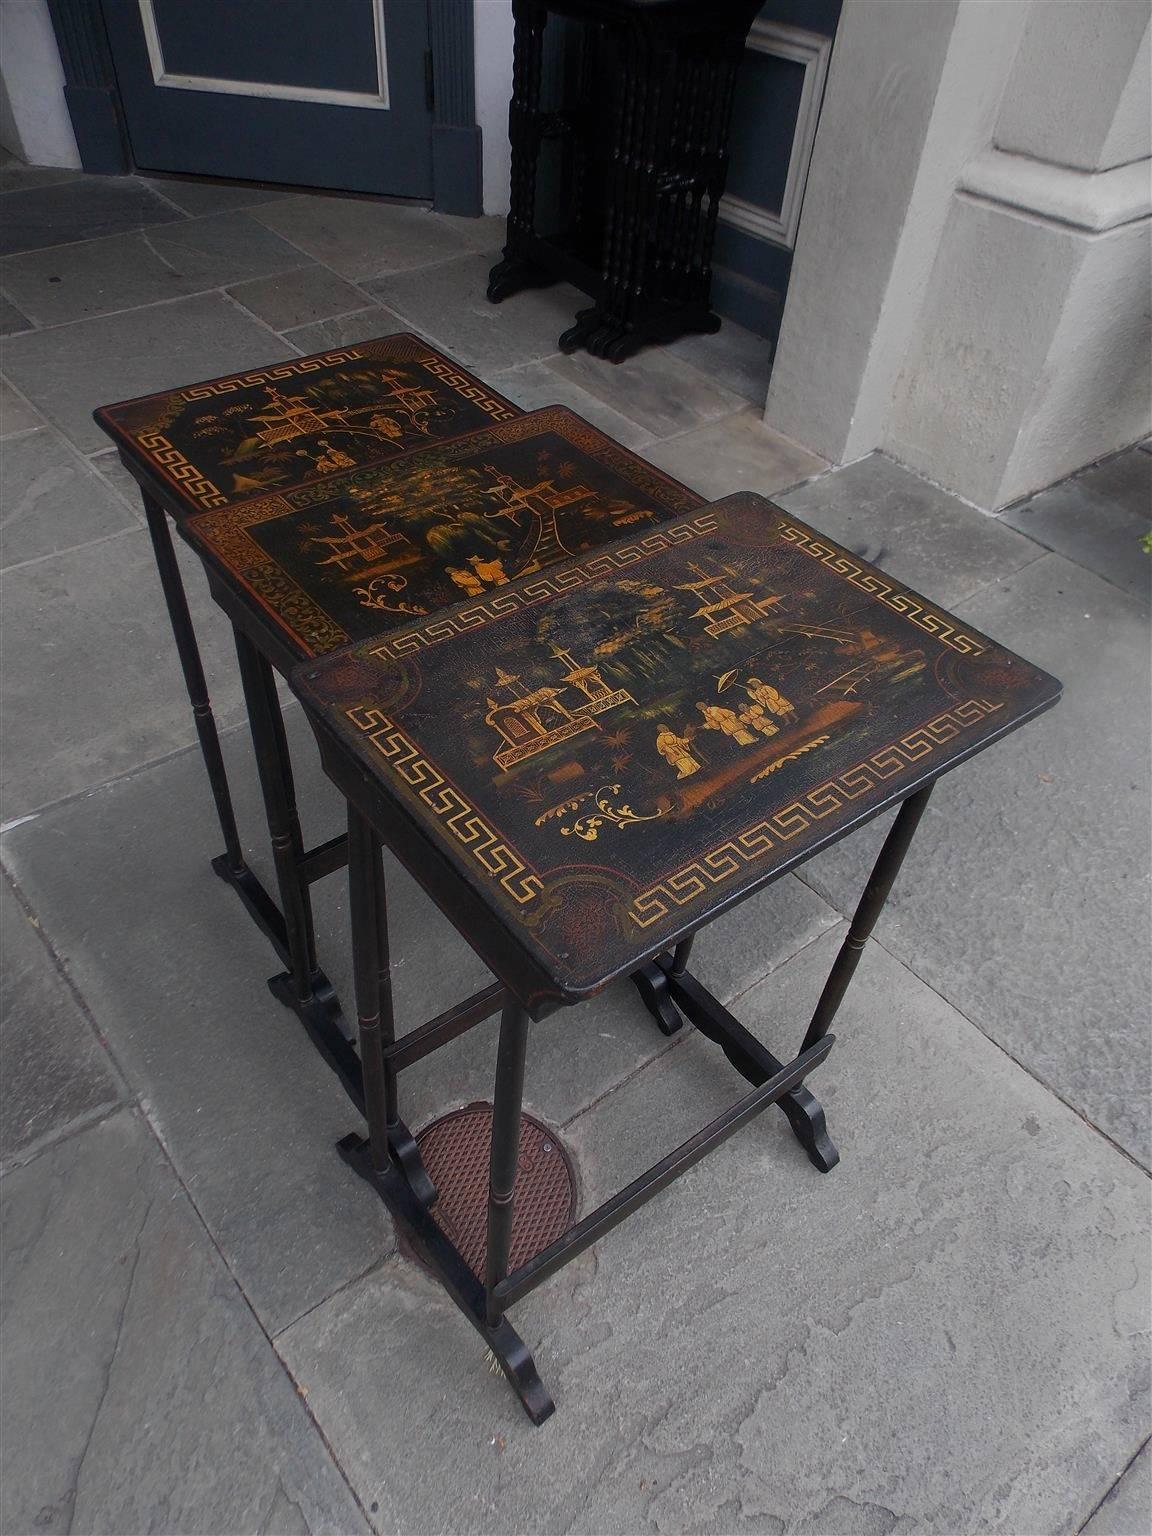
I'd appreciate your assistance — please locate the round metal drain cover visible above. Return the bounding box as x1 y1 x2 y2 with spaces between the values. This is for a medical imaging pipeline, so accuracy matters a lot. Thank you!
398 1102 578 1278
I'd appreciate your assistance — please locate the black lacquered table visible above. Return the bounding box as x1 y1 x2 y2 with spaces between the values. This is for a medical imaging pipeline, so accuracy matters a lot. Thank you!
94 335 523 991
289 491 1061 1422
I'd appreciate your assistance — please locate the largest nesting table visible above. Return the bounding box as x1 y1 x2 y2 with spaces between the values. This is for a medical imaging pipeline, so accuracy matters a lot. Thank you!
290 491 1060 1422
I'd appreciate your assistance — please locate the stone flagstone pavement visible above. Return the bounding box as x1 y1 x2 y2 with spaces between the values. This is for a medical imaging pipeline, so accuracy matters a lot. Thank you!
1 157 1149 1536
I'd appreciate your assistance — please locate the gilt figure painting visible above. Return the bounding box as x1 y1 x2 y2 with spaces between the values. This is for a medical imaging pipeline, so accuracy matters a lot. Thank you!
182 407 703 656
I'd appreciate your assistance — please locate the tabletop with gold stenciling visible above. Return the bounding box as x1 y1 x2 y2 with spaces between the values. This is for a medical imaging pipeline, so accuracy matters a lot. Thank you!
179 405 704 660
93 332 521 515
292 492 1062 1011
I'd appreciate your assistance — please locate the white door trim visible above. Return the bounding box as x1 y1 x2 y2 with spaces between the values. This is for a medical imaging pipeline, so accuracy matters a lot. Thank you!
136 0 391 111
719 19 832 251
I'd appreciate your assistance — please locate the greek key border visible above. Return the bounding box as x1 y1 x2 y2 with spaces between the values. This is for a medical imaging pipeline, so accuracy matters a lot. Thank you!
125 344 517 511
179 350 364 403
628 697 1003 927
136 432 227 510
343 690 1004 939
777 521 987 656
191 494 350 655
347 706 544 907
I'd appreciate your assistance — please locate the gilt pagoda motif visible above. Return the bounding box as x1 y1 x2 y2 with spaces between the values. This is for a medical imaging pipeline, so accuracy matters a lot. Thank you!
676 561 782 637
308 513 416 575
549 645 635 716
484 666 599 770
248 386 357 448
484 466 594 571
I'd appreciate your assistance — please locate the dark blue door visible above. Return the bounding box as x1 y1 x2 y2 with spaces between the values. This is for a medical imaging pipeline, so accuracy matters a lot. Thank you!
101 0 433 198
712 0 842 346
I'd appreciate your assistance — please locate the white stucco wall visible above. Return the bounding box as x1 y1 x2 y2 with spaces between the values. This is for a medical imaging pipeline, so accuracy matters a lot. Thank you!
886 189 1151 506
994 0 1150 171
0 0 80 167
766 0 1152 509
474 0 513 214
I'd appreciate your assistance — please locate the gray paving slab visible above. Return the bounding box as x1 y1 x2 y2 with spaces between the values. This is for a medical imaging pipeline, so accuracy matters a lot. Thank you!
147 211 313 287
89 446 149 514
276 932 1150 1535
0 176 185 256
0 877 121 1166
777 451 1044 608
490 359 656 449
142 176 295 216
0 1109 368 1536
0 377 43 436
1 291 297 451
0 161 81 194
1 215 309 327
1000 447 1152 602
1082 1444 1152 1536
284 303 416 355
0 426 137 568
666 318 776 405
0 293 32 333
545 346 748 440
434 212 510 253
252 194 476 280
0 721 401 1336
364 253 585 373
228 263 370 331
0 527 247 814
798 552 1152 1166
1 232 193 327
0 699 835 1330
642 407 827 498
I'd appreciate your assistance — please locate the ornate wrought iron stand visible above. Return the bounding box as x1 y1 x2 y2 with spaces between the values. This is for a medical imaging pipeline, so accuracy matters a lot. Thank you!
487 0 763 361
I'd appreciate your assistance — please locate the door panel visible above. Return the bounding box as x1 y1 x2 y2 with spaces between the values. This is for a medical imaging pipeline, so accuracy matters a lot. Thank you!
147 1 382 94
102 0 432 198
713 0 841 346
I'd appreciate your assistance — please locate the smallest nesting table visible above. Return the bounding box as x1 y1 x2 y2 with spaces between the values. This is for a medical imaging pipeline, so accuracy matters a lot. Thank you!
290 491 1060 1423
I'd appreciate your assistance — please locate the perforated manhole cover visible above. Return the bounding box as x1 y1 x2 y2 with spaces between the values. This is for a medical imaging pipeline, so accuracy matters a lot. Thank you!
397 1102 578 1278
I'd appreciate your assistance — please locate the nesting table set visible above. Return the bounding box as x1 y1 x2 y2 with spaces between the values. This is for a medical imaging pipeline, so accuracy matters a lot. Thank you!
97 334 1060 1424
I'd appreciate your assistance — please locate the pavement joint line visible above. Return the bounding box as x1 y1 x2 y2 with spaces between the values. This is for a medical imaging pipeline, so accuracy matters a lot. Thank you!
0 855 376 1526
987 519 1152 606
0 865 134 1153
556 915 847 1147
722 910 846 1015
1074 1434 1151 1534
0 716 256 827
556 913 847 1138
270 1249 398 1343
0 519 140 576
869 930 1152 1177
559 1026 690 1134
0 274 293 337
117 1094 378 1532
0 1099 124 1181
271 238 426 325
217 284 307 351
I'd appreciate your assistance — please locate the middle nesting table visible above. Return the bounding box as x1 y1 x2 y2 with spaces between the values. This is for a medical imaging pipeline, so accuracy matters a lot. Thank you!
175 401 703 1139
